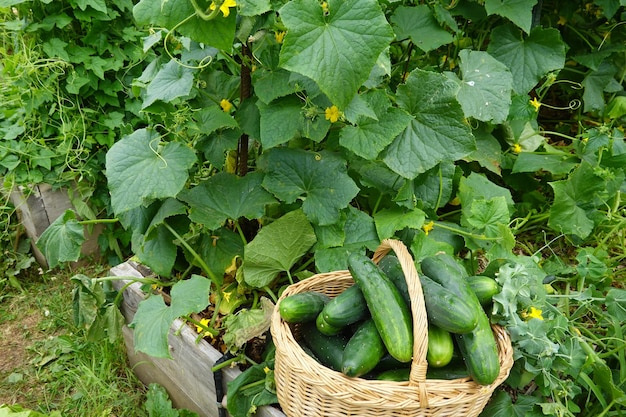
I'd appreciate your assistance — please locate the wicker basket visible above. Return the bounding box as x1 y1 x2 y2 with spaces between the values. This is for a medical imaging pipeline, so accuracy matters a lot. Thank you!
270 239 514 417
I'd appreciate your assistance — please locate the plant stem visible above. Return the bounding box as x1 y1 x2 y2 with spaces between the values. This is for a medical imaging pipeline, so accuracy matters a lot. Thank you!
211 355 244 372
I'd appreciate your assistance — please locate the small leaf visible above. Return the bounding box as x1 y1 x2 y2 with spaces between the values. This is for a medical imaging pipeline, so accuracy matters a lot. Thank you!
454 49 513 123
132 295 174 358
145 383 183 417
374 207 425 241
222 297 275 351
142 60 195 108
37 210 85 269
391 5 454 52
339 91 412 160
168 275 212 318
484 0 538 34
606 289 626 321
242 210 316 288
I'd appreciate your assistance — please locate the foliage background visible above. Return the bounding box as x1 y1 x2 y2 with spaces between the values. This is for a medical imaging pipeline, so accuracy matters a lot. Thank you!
2 0 626 416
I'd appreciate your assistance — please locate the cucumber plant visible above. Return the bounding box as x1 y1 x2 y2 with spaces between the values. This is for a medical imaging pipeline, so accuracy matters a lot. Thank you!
10 0 626 416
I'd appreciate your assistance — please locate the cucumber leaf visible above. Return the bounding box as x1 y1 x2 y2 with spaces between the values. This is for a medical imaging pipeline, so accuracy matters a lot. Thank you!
242 209 316 288
36 209 85 269
179 172 277 230
259 148 359 226
106 129 197 214
383 69 475 179
279 0 394 109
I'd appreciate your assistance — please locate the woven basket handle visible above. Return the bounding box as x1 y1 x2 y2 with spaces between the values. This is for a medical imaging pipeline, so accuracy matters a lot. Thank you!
372 239 431 406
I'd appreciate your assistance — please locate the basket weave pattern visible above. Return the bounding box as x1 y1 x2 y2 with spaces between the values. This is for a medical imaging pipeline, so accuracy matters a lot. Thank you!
270 239 514 417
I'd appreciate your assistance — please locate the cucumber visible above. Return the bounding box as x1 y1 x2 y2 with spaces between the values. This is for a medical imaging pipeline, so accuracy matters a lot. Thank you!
320 284 369 328
376 367 410 381
426 324 454 368
421 254 500 385
466 275 500 305
316 312 343 336
279 291 330 323
419 274 478 333
348 253 413 363
341 319 386 377
300 323 349 371
377 254 410 306
426 360 470 380
454 313 500 385
372 353 405 372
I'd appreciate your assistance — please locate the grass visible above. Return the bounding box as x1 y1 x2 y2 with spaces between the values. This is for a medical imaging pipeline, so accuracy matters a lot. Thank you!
0 263 148 416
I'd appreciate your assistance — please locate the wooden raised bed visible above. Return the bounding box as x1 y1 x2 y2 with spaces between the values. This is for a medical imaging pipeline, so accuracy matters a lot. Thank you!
110 262 285 417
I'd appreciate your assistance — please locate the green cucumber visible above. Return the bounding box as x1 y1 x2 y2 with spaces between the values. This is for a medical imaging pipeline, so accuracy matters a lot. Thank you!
320 284 369 328
279 291 330 323
300 323 349 371
373 353 405 372
426 324 454 368
316 312 343 336
466 275 500 305
419 274 478 334
426 360 470 380
376 367 410 381
377 254 410 306
341 319 386 377
348 253 413 363
421 254 500 385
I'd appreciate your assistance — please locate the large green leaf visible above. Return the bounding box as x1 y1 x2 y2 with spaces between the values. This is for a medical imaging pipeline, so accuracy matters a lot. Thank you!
339 91 412 160
453 49 513 123
169 274 212 318
582 61 622 112
374 207 425 241
488 24 566 94
383 69 475 179
279 0 394 109
36 210 85 269
133 0 236 50
242 210 316 288
131 295 174 358
484 0 538 33
132 275 212 358
259 149 359 225
142 60 194 108
257 95 304 148
179 172 277 230
548 162 624 239
106 129 197 214
390 5 454 52
314 206 378 272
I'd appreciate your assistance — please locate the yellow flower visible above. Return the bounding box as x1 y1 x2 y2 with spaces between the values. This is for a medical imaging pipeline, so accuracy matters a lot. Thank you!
264 366 270 374
210 0 237 17
321 1 329 15
275 31 286 44
324 105 341 123
195 318 212 336
512 143 523 153
522 306 544 321
422 221 435 236
220 98 233 112
530 97 542 112
557 15 567 25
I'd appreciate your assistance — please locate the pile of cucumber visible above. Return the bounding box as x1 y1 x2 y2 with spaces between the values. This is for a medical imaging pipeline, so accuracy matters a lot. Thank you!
278 252 502 385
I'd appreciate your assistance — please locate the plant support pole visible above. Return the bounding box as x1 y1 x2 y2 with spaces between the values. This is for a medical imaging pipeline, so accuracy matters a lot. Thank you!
237 43 252 176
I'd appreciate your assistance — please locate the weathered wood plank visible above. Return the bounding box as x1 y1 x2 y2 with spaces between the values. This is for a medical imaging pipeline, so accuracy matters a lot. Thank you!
110 262 285 417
